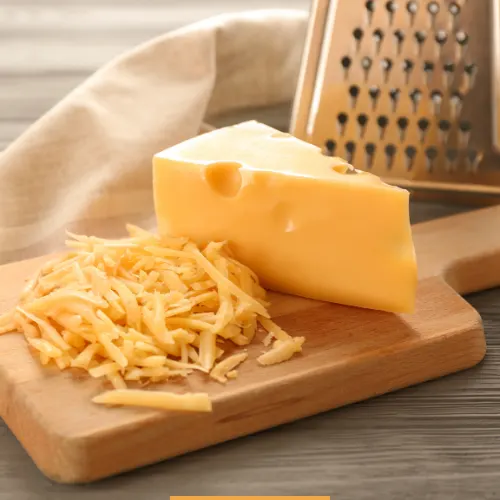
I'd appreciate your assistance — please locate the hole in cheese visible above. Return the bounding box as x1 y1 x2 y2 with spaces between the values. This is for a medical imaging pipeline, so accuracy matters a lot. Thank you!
331 163 357 174
204 162 242 198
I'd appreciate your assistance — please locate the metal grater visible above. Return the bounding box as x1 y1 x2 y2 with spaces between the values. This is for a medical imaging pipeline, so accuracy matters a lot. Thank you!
290 0 500 203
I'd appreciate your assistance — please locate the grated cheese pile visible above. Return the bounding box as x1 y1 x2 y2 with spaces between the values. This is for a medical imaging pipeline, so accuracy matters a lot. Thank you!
0 225 305 412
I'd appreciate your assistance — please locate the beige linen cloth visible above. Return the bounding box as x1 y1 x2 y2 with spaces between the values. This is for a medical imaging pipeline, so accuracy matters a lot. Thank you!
0 9 308 266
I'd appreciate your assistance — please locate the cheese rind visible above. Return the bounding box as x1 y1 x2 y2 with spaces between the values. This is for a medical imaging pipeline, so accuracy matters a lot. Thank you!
153 121 417 313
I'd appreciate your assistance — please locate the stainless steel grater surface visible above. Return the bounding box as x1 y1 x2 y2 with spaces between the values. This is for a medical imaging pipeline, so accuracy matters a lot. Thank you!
291 0 500 201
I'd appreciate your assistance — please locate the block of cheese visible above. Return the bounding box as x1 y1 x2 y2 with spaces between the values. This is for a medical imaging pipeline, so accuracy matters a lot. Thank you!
153 121 417 313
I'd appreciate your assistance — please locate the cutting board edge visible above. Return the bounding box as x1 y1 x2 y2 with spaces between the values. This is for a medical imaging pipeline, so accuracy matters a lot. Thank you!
3 311 485 484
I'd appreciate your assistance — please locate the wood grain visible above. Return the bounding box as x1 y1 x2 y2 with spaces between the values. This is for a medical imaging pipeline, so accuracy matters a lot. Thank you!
0 203 495 483
2 0 500 498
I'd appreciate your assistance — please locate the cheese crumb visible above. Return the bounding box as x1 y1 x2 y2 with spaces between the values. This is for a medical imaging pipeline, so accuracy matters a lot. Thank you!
93 390 212 412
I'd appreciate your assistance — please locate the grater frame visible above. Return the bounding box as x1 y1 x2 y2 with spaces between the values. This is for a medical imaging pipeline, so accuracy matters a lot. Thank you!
290 0 500 203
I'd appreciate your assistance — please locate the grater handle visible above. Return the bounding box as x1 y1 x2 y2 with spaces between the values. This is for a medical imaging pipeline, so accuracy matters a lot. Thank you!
414 205 500 295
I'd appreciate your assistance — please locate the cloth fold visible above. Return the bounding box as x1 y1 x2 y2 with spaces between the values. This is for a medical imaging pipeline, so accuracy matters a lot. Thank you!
0 9 308 265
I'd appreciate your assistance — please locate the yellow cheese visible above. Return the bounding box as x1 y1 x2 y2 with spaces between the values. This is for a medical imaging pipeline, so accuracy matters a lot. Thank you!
153 121 417 313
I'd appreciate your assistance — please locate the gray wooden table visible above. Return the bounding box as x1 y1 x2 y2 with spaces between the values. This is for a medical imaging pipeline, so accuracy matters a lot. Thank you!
1 1 499 499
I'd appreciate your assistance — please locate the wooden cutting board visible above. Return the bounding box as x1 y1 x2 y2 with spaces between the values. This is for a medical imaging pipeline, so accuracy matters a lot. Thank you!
1 205 499 484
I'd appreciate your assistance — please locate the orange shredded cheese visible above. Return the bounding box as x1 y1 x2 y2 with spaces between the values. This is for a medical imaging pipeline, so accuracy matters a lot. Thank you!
93 390 212 412
210 351 248 384
0 225 304 412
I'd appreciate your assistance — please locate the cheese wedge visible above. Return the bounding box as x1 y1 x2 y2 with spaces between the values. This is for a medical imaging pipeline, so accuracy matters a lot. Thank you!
153 121 417 313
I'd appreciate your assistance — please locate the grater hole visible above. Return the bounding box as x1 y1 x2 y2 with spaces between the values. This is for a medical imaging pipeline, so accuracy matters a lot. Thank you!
418 118 430 130
456 30 468 46
389 88 400 110
405 145 417 170
349 85 360 98
415 32 427 56
365 143 376 168
425 146 438 160
361 57 373 79
431 89 443 100
349 85 360 108
341 56 352 69
365 0 375 23
369 86 381 108
365 143 376 155
410 88 422 99
394 29 405 43
407 1 418 14
464 62 478 89
415 31 427 55
465 62 477 76
466 149 482 172
444 61 455 73
424 60 434 72
439 119 451 143
435 30 448 45
397 116 409 130
439 119 451 132
381 58 393 71
394 30 405 43
427 2 439 28
459 120 472 133
345 141 356 163
338 112 349 125
451 90 464 103
374 28 385 42
386 1 397 13
377 115 389 139
353 28 364 41
459 120 471 147
324 139 336 156
450 90 464 115
337 113 348 135
381 58 393 81
427 2 440 15
418 118 430 140
357 114 369 126
385 144 397 169
407 1 418 25
362 56 372 69
449 2 460 16
403 59 414 74
345 141 356 153
373 29 385 51
425 146 438 170
357 114 368 138
405 145 417 158
385 144 396 155
393 29 404 54
397 116 409 140
409 88 422 111
377 115 389 129
389 88 400 100
415 31 427 44
431 90 443 112
386 1 397 24
365 0 375 12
